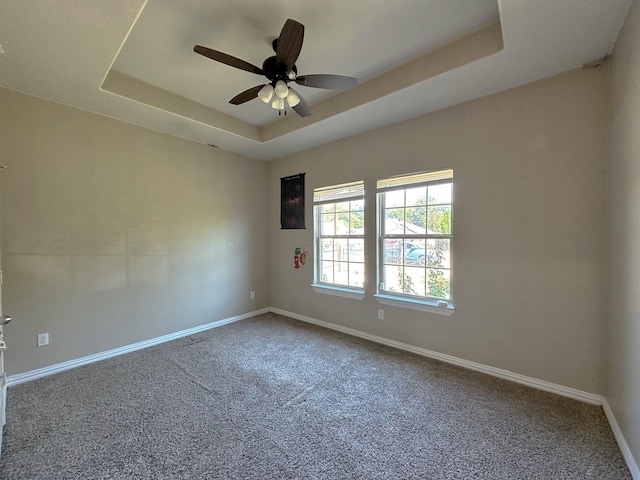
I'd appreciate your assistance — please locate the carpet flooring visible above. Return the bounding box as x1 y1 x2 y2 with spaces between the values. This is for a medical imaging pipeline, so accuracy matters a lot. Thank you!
0 313 632 479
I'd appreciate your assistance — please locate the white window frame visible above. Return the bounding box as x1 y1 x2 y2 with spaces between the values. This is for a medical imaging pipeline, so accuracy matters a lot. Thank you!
312 181 365 300
375 169 454 315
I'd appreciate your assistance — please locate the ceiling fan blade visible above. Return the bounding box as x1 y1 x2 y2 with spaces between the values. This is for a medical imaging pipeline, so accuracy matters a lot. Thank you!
292 92 311 117
295 74 358 90
194 45 264 75
229 85 266 105
276 19 304 70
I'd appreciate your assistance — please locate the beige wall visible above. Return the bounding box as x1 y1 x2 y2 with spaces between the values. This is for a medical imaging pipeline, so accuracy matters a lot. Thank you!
0 20 634 465
0 88 268 375
609 0 640 466
268 66 610 394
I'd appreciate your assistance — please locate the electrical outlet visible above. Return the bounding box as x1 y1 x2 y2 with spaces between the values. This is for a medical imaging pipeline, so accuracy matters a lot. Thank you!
37 333 49 347
250 291 255 300
378 309 384 320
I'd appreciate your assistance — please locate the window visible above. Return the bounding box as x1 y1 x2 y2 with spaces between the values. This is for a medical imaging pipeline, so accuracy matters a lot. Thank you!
312 181 365 299
376 169 454 313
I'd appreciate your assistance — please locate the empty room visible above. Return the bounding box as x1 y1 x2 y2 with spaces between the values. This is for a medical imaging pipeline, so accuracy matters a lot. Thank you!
0 0 638 478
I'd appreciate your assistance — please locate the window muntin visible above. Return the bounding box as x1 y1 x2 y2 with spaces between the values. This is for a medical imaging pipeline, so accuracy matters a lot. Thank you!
377 170 452 302
314 182 365 290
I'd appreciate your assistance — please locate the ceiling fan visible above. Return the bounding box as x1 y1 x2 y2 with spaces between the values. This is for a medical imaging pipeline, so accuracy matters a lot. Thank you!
194 19 358 117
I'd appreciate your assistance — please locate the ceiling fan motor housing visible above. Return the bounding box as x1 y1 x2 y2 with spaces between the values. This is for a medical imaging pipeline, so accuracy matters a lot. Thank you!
262 56 296 85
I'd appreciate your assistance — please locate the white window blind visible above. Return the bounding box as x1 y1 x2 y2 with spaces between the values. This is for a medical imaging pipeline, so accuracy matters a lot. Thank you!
377 169 453 192
314 181 364 204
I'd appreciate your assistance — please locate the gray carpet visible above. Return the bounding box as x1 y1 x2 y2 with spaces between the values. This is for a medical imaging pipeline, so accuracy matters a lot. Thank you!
0 313 631 479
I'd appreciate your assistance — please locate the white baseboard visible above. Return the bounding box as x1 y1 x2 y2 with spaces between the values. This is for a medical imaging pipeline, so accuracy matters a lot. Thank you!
6 308 270 387
270 307 604 405
272 307 640 478
603 399 640 480
7 305 638 478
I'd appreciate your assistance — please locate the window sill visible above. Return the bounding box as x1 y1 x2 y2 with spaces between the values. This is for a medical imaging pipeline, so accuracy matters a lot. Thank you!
374 294 455 316
311 284 365 300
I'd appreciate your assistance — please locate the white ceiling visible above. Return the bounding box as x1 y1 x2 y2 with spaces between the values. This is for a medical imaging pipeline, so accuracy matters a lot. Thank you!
0 0 632 161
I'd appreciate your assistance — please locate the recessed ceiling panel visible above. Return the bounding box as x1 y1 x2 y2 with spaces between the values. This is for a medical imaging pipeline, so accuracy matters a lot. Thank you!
111 0 499 126
0 0 632 160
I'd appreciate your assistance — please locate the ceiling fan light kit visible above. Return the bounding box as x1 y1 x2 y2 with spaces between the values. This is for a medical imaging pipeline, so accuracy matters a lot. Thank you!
272 97 285 110
286 88 301 108
194 18 358 117
258 84 274 103
275 80 289 99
